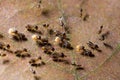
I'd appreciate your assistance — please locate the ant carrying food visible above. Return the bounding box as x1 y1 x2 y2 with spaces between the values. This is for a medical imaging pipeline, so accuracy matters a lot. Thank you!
8 28 27 41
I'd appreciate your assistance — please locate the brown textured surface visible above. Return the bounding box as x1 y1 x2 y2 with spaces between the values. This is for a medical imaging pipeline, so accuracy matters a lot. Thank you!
0 0 120 80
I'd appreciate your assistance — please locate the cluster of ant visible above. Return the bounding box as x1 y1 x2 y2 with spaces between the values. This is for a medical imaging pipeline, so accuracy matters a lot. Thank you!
2 14 113 79
75 25 113 58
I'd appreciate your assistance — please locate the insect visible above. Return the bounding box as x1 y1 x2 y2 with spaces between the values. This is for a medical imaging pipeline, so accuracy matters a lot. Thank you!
42 23 49 28
81 49 95 57
32 35 51 47
83 14 89 21
59 16 66 27
25 25 42 34
42 46 52 55
59 53 67 58
59 40 73 50
99 31 110 41
38 0 42 8
98 25 103 34
87 41 102 52
0 42 11 52
80 8 83 17
48 29 54 35
52 57 63 62
2 59 10 64
71 63 84 70
75 65 84 70
8 28 27 41
103 42 113 50
41 8 50 17
0 53 6 57
51 52 66 59
29 56 45 67
14 48 31 58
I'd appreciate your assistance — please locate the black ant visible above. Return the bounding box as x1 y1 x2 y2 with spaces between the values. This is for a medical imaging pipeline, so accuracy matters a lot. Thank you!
99 31 110 41
8 28 27 41
83 14 89 21
29 56 45 67
32 35 51 47
81 49 95 57
59 40 73 50
14 48 31 58
103 42 113 50
71 63 84 70
42 23 49 28
87 41 102 52
25 24 42 34
98 25 103 34
48 29 54 35
2 59 10 64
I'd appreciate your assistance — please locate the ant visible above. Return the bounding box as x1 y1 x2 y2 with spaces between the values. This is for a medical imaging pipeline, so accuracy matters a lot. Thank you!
98 25 103 34
81 49 95 57
0 42 13 53
8 28 27 41
71 63 84 70
32 35 51 47
2 59 10 64
87 41 102 52
59 40 73 50
25 24 42 34
29 56 45 67
99 31 110 41
83 14 89 21
42 23 49 28
14 48 31 58
103 42 113 50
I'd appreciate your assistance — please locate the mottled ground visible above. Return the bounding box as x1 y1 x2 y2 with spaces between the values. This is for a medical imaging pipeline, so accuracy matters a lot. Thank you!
0 0 120 80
